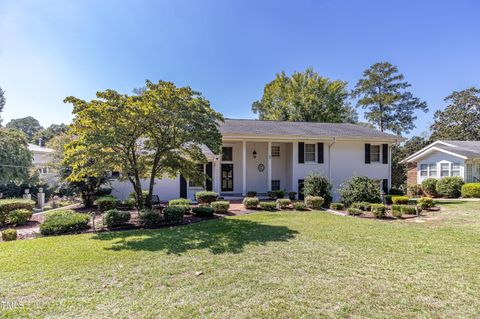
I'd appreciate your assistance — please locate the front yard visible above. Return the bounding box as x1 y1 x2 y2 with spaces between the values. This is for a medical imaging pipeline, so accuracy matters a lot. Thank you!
2 202 480 318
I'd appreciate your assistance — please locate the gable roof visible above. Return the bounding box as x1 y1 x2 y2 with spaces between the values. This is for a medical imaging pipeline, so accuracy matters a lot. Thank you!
402 140 480 163
219 119 403 140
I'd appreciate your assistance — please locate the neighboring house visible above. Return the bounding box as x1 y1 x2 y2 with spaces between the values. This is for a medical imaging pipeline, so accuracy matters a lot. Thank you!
402 140 480 187
28 143 57 183
110 119 403 201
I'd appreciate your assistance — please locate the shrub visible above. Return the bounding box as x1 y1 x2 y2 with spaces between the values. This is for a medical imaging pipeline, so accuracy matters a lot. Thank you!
421 178 438 197
6 209 32 225
211 201 230 213
388 187 405 195
338 176 381 207
138 209 162 227
195 191 218 204
329 202 345 210
40 210 90 236
121 198 136 210
0 199 35 224
400 205 417 215
259 201 277 211
391 196 410 205
246 191 257 197
102 209 131 228
128 190 150 206
2 228 17 241
274 190 285 199
192 206 215 217
303 172 333 206
276 198 292 209
371 204 386 218
305 196 324 209
95 196 118 212
408 184 423 197
293 202 307 210
417 197 435 210
288 192 297 200
391 206 403 218
461 183 480 198
436 176 464 198
347 207 363 216
243 197 259 209
169 198 192 206
351 202 371 211
267 191 277 199
163 206 185 223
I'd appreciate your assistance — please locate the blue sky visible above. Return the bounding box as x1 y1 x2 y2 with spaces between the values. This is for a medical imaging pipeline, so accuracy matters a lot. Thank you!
0 0 479 137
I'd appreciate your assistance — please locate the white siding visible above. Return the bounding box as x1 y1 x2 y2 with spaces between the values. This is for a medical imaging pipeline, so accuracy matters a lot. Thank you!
110 177 180 201
416 151 465 184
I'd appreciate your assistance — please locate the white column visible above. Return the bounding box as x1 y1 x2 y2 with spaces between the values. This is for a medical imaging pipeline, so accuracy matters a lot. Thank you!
242 141 247 196
268 141 272 191
214 157 221 193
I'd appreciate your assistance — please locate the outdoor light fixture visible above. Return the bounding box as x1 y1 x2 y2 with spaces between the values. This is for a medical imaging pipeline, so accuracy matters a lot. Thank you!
253 144 257 158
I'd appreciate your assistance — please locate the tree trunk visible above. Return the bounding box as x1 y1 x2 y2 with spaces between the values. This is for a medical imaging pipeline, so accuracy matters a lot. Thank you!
146 153 161 209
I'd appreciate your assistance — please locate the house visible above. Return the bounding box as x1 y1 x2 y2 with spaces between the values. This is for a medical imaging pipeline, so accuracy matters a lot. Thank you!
110 119 403 201
28 143 57 183
402 140 480 187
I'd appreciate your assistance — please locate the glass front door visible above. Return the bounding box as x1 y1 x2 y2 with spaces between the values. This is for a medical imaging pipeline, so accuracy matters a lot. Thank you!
221 164 234 192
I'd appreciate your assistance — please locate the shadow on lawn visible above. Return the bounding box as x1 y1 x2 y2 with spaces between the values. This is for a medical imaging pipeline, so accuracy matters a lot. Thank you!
92 218 298 255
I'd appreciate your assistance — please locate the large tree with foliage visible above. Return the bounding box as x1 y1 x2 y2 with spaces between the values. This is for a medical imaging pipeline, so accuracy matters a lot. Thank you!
64 80 224 209
0 87 5 125
252 68 357 123
0 128 33 184
33 123 69 145
352 62 428 135
430 87 480 141
6 116 43 141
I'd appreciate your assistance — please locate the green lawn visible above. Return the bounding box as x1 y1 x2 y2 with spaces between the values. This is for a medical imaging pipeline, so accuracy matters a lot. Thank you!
2 204 480 318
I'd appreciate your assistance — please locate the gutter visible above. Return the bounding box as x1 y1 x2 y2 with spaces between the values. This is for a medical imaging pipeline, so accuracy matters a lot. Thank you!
328 137 336 181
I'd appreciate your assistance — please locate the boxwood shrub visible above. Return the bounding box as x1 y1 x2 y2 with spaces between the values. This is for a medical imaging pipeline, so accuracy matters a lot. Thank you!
347 207 363 216
417 197 435 210
121 198 136 210
2 228 17 241
351 202 371 211
169 198 192 206
243 197 259 209
303 173 333 206
40 210 90 236
103 209 131 228
293 202 307 210
304 196 324 210
259 201 277 211
211 201 230 213
95 196 119 212
138 209 163 227
391 206 403 218
371 204 386 218
436 176 464 198
7 209 32 226
163 206 185 223
329 202 345 210
421 178 438 197
391 196 410 205
392 204 417 216
276 198 292 209
192 206 215 217
0 199 35 224
195 191 218 204
461 183 480 198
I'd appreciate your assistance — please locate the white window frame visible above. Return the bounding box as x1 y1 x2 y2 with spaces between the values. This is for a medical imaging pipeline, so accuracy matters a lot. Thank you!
451 162 461 177
305 143 316 163
420 164 428 177
271 145 280 158
370 145 381 163
428 164 437 177
440 163 450 177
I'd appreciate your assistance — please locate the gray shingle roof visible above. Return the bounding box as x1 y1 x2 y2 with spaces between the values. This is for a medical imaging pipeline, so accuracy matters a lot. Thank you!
437 140 480 158
219 119 401 139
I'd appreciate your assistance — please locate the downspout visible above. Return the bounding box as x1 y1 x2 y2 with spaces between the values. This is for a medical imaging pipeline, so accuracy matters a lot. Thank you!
328 137 336 181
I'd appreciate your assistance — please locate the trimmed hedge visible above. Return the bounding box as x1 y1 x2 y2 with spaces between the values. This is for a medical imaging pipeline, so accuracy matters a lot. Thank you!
2 228 17 241
421 178 438 197
330 202 345 210
163 206 185 223
303 173 333 206
103 209 131 228
276 198 292 209
293 202 307 210
391 206 403 218
371 204 386 218
461 183 480 198
195 191 218 204
417 197 435 210
351 202 371 211
7 209 32 226
121 198 136 210
211 201 230 213
391 196 410 205
305 196 324 210
40 210 90 236
0 199 35 224
436 177 464 198
259 201 277 211
169 198 192 206
192 206 215 217
138 209 162 227
243 197 259 209
392 204 417 216
95 196 118 212
347 207 363 216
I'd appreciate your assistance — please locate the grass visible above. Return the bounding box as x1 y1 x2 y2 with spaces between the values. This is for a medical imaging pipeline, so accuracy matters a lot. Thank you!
2 203 480 318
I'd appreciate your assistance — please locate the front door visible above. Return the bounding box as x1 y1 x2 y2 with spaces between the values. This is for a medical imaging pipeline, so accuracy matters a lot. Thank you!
221 164 234 192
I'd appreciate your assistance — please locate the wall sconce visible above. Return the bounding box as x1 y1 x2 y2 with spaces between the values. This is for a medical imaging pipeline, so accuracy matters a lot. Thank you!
252 144 257 159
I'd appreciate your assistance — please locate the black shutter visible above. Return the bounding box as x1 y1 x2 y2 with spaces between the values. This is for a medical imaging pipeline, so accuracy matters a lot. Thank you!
382 144 388 164
206 162 213 191
298 142 305 164
317 143 324 164
365 144 371 164
382 179 388 193
298 179 305 200
180 175 187 198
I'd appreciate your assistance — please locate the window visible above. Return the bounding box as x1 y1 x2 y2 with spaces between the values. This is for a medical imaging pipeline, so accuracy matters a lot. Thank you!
466 163 473 182
111 171 120 178
420 164 428 177
271 180 280 191
222 147 233 161
305 144 316 162
189 164 204 188
428 164 437 177
39 167 49 174
370 145 381 163
441 163 450 177
271 145 280 157
451 163 461 176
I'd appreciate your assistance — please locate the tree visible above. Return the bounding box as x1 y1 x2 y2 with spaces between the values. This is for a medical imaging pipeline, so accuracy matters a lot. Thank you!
352 62 428 135
33 123 69 145
0 87 5 125
430 87 480 141
252 68 357 123
64 80 224 209
0 128 33 184
5 116 43 141
391 135 429 189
